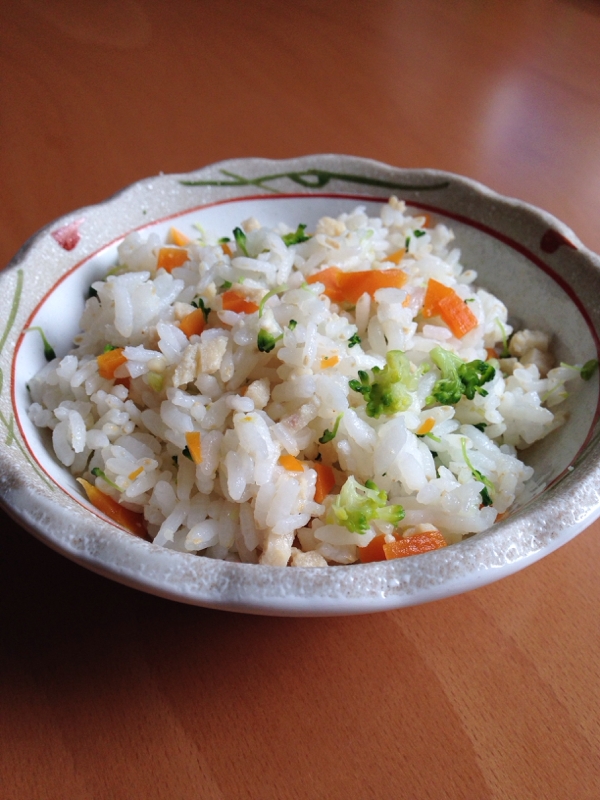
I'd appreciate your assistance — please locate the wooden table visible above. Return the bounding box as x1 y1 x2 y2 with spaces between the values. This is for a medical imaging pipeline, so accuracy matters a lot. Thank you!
1 1 599 797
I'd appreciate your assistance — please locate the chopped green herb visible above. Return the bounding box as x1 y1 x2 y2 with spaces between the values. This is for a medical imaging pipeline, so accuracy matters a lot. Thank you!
414 229 426 238
182 446 193 461
347 333 361 348
191 297 211 321
103 344 117 353
328 476 404 534
233 227 249 256
417 431 441 443
581 359 598 381
349 350 418 418
461 438 494 507
319 413 343 444
221 280 233 290
26 327 56 361
91 467 120 491
427 346 495 405
473 422 488 432
258 285 288 318
289 319 298 330
465 298 475 303
257 329 283 353
218 236 231 244
405 236 411 250
282 224 311 246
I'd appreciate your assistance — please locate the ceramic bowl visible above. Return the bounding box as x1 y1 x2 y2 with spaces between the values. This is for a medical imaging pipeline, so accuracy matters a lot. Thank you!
1 155 599 615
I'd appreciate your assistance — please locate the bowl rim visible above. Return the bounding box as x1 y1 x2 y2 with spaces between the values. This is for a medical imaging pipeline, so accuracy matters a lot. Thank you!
1 153 600 616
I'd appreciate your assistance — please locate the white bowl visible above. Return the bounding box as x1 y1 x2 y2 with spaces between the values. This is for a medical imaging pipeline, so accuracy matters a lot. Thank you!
1 155 599 615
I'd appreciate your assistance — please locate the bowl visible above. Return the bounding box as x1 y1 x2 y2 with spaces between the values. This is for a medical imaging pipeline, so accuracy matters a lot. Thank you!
1 154 599 616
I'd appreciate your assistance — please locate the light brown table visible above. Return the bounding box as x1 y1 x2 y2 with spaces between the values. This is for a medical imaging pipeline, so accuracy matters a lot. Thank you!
1 1 599 797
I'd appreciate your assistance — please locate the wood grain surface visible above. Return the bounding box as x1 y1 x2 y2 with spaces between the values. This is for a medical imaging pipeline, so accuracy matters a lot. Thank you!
1 1 599 798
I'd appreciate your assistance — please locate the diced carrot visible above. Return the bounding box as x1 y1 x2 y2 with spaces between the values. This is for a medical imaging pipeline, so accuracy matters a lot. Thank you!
157 247 189 272
422 277 454 318
416 417 436 435
383 529 447 560
402 294 412 308
486 347 498 360
221 290 259 314
179 308 207 338
97 347 127 379
320 355 339 370
420 213 432 228
77 478 147 539
359 533 393 563
437 292 478 338
307 267 346 302
307 267 408 304
422 278 478 338
169 226 191 246
222 242 233 257
279 454 304 472
313 462 335 503
185 431 202 464
128 466 144 481
382 248 405 265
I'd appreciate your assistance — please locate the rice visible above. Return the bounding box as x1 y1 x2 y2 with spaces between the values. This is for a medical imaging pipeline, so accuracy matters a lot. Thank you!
28 199 592 566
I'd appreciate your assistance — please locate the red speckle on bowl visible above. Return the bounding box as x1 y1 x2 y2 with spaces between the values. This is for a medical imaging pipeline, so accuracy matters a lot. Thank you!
51 219 84 251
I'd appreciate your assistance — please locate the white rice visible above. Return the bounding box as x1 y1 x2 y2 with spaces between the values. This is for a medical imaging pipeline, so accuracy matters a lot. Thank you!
28 199 589 566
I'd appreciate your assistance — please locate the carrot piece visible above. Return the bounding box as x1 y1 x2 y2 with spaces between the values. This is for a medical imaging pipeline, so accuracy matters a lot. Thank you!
486 347 498 360
157 247 189 272
222 242 233 257
416 417 436 435
437 292 478 338
97 347 127 379
279 454 304 472
320 355 339 370
169 226 191 246
306 267 345 302
128 466 144 481
382 248 405 265
179 308 207 338
185 431 202 464
420 213 432 228
77 478 147 539
383 529 447 560
221 290 259 314
422 278 478 337
359 533 391 563
313 462 335 503
402 294 412 308
422 278 454 318
307 267 408 304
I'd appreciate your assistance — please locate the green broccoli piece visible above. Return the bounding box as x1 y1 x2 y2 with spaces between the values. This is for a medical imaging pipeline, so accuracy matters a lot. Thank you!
233 227 249 256
428 346 495 405
328 476 405 533
282 224 311 246
26 326 56 361
348 350 418 418
461 438 494 507
319 413 343 444
257 329 283 353
191 296 211 321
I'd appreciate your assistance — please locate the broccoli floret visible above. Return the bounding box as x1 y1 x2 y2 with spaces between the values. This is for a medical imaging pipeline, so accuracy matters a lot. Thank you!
328 476 405 533
257 329 283 353
461 437 495 507
26 326 56 361
428 346 495 405
282 224 311 246
233 227 249 256
348 350 418 418
319 413 343 444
